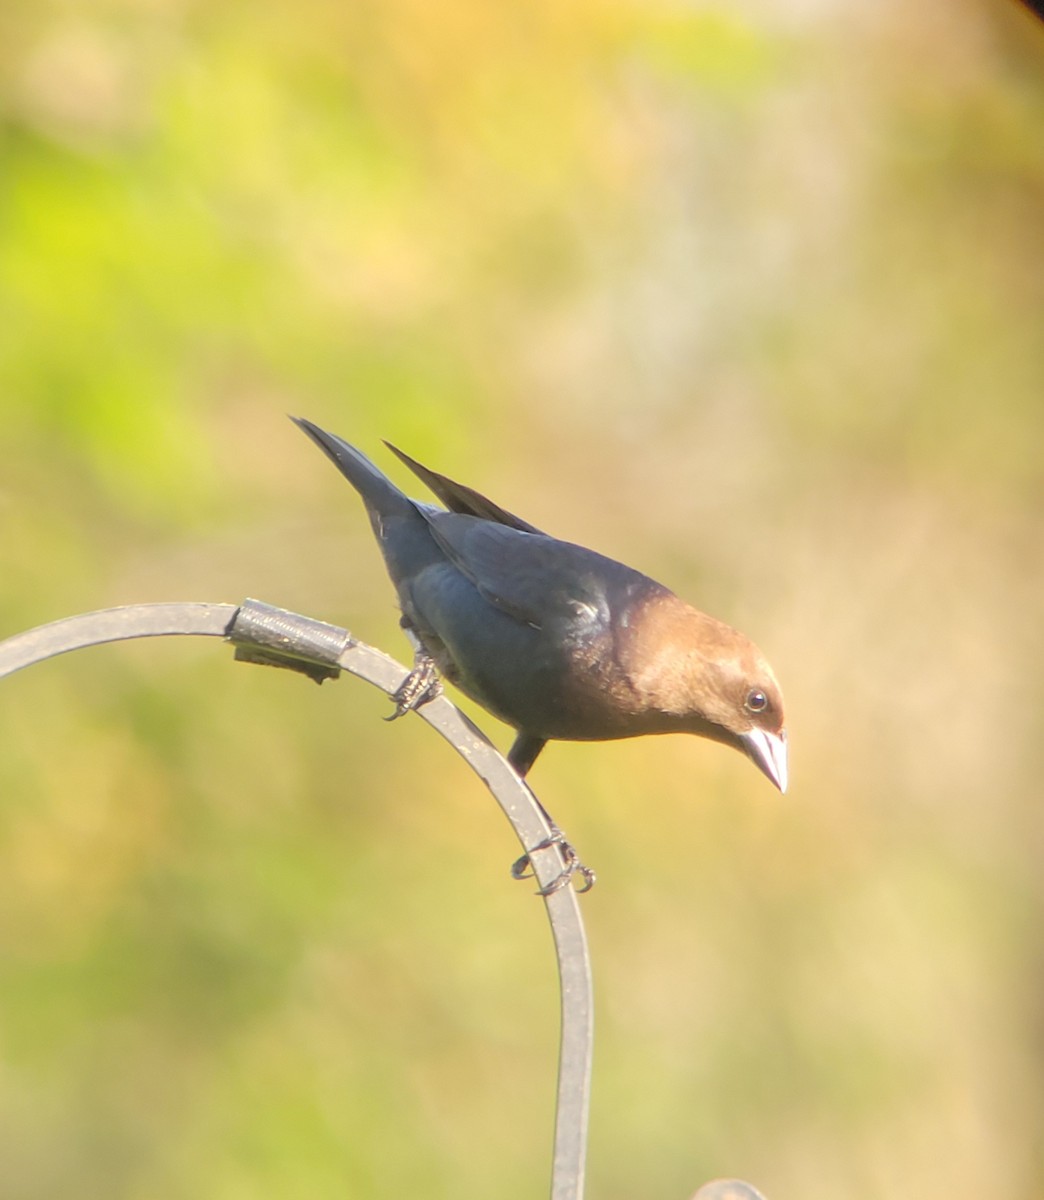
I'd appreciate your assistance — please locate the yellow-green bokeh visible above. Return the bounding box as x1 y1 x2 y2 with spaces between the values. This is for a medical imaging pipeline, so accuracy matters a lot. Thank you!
2 1 1043 1197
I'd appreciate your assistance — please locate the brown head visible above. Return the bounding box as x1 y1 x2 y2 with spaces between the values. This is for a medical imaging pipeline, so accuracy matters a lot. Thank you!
618 591 788 791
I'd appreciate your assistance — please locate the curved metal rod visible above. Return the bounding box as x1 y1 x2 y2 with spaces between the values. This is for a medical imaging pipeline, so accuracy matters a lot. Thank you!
692 1181 767 1200
0 602 239 671
0 599 593 1200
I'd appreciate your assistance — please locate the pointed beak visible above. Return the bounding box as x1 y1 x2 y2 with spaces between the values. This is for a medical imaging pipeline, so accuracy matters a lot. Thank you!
740 726 788 793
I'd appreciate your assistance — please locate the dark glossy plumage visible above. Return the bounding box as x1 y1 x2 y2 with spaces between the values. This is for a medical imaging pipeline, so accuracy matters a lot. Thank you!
292 418 787 791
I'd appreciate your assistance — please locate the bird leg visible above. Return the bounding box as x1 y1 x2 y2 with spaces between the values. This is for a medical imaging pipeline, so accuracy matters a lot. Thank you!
386 648 443 720
511 826 597 895
506 758 596 894
508 732 547 777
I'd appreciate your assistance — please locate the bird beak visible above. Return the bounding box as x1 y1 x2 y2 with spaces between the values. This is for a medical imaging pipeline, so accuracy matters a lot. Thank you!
741 727 788 793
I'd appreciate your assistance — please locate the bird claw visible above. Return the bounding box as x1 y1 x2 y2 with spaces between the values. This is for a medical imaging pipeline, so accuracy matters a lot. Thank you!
386 652 443 721
511 829 597 895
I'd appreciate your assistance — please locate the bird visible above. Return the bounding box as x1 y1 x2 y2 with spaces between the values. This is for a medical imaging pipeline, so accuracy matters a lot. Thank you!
292 417 787 888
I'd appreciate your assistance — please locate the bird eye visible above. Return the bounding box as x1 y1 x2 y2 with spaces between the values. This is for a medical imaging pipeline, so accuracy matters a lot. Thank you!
746 689 768 713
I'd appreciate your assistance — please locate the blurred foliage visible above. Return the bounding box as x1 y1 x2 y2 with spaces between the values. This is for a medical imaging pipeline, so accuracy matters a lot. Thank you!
1 0 1043 1197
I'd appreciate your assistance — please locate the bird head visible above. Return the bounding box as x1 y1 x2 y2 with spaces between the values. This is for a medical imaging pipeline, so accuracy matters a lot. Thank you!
621 592 788 792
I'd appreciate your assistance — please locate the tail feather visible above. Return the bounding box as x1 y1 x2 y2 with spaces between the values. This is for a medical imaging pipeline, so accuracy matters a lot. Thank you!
383 441 542 534
291 417 413 517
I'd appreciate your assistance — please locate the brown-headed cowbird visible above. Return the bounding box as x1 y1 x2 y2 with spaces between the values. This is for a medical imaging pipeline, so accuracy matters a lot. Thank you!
292 418 787 799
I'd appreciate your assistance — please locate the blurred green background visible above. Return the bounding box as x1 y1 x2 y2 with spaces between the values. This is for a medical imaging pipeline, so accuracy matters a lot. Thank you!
2 0 1043 1197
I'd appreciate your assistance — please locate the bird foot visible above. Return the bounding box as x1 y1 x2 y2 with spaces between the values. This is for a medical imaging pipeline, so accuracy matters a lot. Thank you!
385 652 443 721
511 827 596 895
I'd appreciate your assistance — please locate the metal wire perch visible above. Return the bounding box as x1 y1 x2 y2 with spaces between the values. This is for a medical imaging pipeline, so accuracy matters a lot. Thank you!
0 598 594 1200
0 597 772 1198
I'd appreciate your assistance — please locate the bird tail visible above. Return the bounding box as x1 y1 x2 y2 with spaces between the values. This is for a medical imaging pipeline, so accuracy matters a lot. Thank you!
291 417 415 519
383 441 542 534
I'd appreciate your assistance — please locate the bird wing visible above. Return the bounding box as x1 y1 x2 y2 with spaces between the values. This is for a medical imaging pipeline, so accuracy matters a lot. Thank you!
420 512 620 632
383 442 544 534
